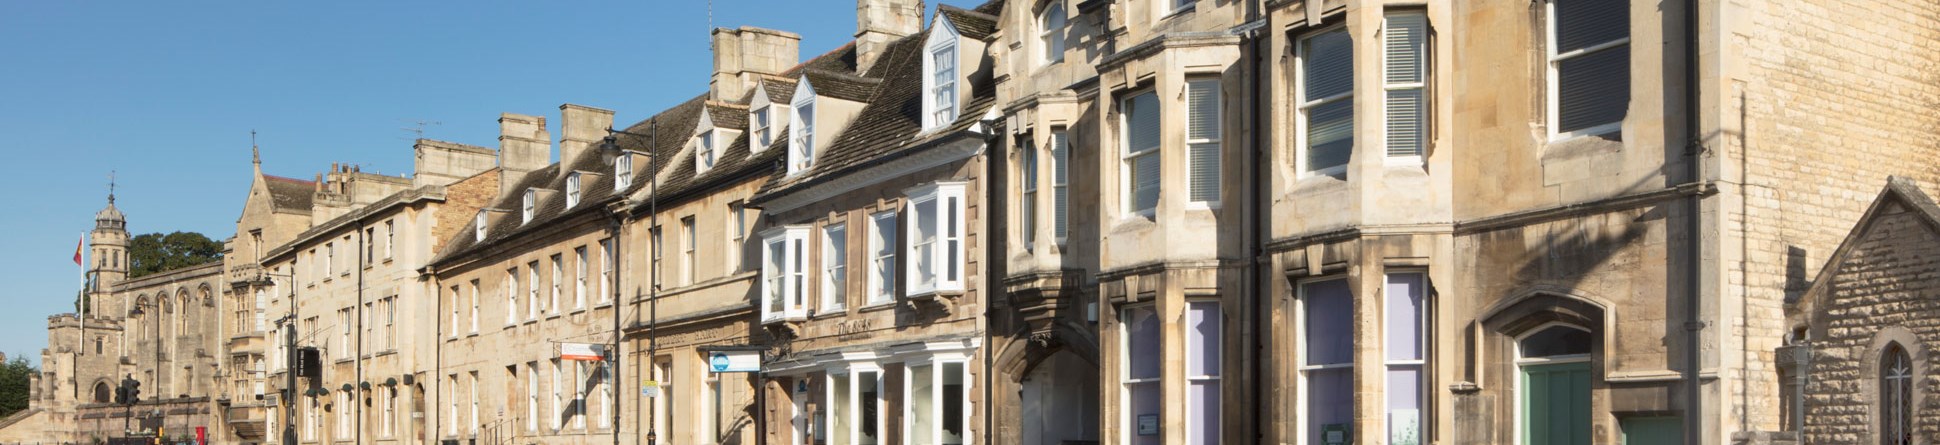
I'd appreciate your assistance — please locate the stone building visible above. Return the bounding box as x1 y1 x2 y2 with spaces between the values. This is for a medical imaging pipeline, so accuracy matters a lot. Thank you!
1785 178 1940 445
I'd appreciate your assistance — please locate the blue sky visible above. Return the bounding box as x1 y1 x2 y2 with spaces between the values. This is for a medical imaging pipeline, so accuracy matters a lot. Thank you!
0 1 967 365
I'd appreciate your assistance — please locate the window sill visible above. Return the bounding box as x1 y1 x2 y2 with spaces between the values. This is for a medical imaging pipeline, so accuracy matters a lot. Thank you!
1547 122 1623 143
859 301 898 312
466 332 479 338
375 350 396 358
907 289 964 301
546 313 562 321
810 309 846 320
594 302 614 309
571 308 586 315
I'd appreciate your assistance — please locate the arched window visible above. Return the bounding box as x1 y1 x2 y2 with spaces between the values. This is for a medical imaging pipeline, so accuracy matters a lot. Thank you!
1039 2 1066 65
1881 343 1912 445
92 381 111 403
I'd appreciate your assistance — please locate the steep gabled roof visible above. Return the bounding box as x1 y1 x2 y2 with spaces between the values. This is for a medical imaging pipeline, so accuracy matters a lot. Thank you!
938 5 1000 41
1792 177 1940 316
799 69 881 103
263 175 316 213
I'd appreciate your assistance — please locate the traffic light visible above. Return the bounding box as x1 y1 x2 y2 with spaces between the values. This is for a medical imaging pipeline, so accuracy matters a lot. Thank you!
113 384 127 404
127 378 141 404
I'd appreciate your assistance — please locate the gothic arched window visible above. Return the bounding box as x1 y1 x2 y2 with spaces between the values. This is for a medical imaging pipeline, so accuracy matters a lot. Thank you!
1881 343 1913 445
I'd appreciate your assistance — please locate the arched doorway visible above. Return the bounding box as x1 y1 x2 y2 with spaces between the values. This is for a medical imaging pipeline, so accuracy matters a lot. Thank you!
1517 324 1591 445
1019 350 1098 445
93 381 112 403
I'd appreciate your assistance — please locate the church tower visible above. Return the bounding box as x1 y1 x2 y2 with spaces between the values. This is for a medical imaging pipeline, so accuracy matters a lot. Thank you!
88 181 127 318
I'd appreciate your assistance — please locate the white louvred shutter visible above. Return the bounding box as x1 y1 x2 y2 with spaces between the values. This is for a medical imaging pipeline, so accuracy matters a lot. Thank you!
1187 79 1221 203
1385 13 1427 159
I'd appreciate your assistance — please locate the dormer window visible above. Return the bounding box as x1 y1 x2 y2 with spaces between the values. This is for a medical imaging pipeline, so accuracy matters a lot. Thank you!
615 154 634 190
565 173 582 209
926 44 959 129
1039 3 1066 65
789 94 816 175
521 190 536 223
695 130 717 174
751 107 772 152
474 211 488 241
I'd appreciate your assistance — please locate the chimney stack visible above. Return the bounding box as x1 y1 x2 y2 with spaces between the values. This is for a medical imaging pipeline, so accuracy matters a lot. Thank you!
560 104 616 165
855 0 922 74
712 27 802 101
498 113 551 197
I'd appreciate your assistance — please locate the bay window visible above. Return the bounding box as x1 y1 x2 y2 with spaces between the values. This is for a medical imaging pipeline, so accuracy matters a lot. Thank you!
761 226 811 321
868 211 899 305
1298 26 1354 175
906 182 967 296
1121 91 1160 215
1122 305 1161 445
1300 279 1353 445
1186 79 1221 204
823 223 849 312
1384 13 1428 160
1547 0 1629 137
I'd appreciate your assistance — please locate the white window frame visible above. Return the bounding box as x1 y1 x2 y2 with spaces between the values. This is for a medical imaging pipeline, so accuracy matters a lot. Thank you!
528 261 541 320
445 374 458 437
527 362 540 432
905 182 967 297
752 106 773 153
1120 304 1161 445
1049 129 1070 244
682 216 698 285
829 365 886 445
1544 0 1629 140
868 211 899 305
522 189 537 223
1296 277 1355 445
1020 138 1038 250
475 211 488 241
505 268 519 326
575 361 589 429
615 154 634 189
822 223 848 313
696 130 718 174
1039 3 1066 65
550 254 563 314
566 173 583 208
469 371 480 434
730 201 747 272
575 246 589 309
902 358 973 445
468 280 479 333
1120 90 1161 217
448 286 459 339
790 82 817 175
1383 12 1428 164
552 358 565 431
923 26 960 130
1185 300 1222 445
1295 24 1354 177
383 219 394 259
599 238 613 304
1382 272 1428 445
760 226 811 322
1185 78 1222 206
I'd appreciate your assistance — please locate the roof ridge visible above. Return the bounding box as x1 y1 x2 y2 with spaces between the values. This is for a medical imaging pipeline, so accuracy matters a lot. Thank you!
938 3 999 20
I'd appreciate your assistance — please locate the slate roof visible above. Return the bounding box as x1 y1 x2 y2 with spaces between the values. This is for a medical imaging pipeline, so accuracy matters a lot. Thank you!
752 24 999 200
755 77 798 104
433 40 867 266
799 69 881 102
939 5 1000 41
263 175 316 213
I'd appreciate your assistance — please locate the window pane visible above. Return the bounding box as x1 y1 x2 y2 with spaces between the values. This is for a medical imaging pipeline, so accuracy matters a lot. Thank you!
1307 100 1354 172
1051 131 1069 239
1189 142 1220 203
910 364 935 445
1129 381 1161 445
1519 325 1591 358
1386 273 1424 361
1303 280 1353 366
833 373 852 445
1187 80 1220 140
1553 0 1628 54
1125 92 1161 153
1308 368 1353 445
946 196 959 282
1133 153 1161 212
1304 28 1354 99
916 199 937 287
1126 307 1162 379
1187 302 1221 377
941 362 966 445
860 371 880 444
1384 14 1426 85
1556 45 1629 133
1189 381 1220 445
1385 88 1425 158
1387 366 1422 445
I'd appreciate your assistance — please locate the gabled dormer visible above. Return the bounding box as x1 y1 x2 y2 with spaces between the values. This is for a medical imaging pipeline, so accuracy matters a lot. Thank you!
749 79 794 155
694 113 722 176
788 78 819 176
924 7 994 132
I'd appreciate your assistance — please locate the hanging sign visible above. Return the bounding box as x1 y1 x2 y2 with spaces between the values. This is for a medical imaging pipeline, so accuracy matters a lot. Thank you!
707 350 760 373
641 380 659 398
559 343 605 361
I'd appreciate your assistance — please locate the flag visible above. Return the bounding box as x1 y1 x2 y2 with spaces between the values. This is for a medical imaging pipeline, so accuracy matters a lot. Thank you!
73 235 84 267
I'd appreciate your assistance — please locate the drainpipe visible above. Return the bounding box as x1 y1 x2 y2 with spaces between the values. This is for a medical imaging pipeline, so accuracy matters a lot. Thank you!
1682 0 1706 442
1244 9 1268 445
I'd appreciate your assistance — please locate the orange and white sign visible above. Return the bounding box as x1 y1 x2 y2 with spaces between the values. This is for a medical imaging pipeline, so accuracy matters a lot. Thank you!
559 343 606 361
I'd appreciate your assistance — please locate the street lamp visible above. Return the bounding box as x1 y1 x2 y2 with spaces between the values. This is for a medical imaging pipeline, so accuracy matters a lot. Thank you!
600 122 658 445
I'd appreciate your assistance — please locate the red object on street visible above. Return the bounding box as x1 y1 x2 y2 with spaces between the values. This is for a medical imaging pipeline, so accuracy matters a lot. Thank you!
195 426 205 445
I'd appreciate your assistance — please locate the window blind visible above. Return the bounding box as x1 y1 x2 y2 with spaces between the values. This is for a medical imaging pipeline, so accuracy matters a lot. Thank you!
1124 91 1161 213
1552 0 1629 134
1385 13 1427 158
1303 28 1355 172
1187 79 1222 203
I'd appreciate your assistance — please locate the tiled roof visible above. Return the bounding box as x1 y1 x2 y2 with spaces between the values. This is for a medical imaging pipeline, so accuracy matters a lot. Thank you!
705 102 749 130
263 175 316 213
939 5 1000 41
432 95 708 266
973 0 1006 15
755 77 798 105
753 26 998 200
800 69 881 102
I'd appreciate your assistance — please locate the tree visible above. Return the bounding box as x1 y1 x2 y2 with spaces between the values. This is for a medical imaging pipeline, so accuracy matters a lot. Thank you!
127 231 223 279
0 355 34 418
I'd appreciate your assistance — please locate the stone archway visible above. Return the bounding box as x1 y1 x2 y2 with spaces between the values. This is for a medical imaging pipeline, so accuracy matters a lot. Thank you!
1018 350 1098 445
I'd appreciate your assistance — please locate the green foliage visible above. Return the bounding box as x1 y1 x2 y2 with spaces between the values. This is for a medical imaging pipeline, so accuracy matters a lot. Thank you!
127 232 223 279
0 354 36 418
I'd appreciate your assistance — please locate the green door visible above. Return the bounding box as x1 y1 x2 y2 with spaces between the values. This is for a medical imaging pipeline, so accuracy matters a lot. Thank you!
1521 362 1591 445
1620 416 1682 445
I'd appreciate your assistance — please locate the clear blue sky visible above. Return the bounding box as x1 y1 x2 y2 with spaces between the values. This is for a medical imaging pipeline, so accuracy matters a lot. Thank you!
0 0 969 365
